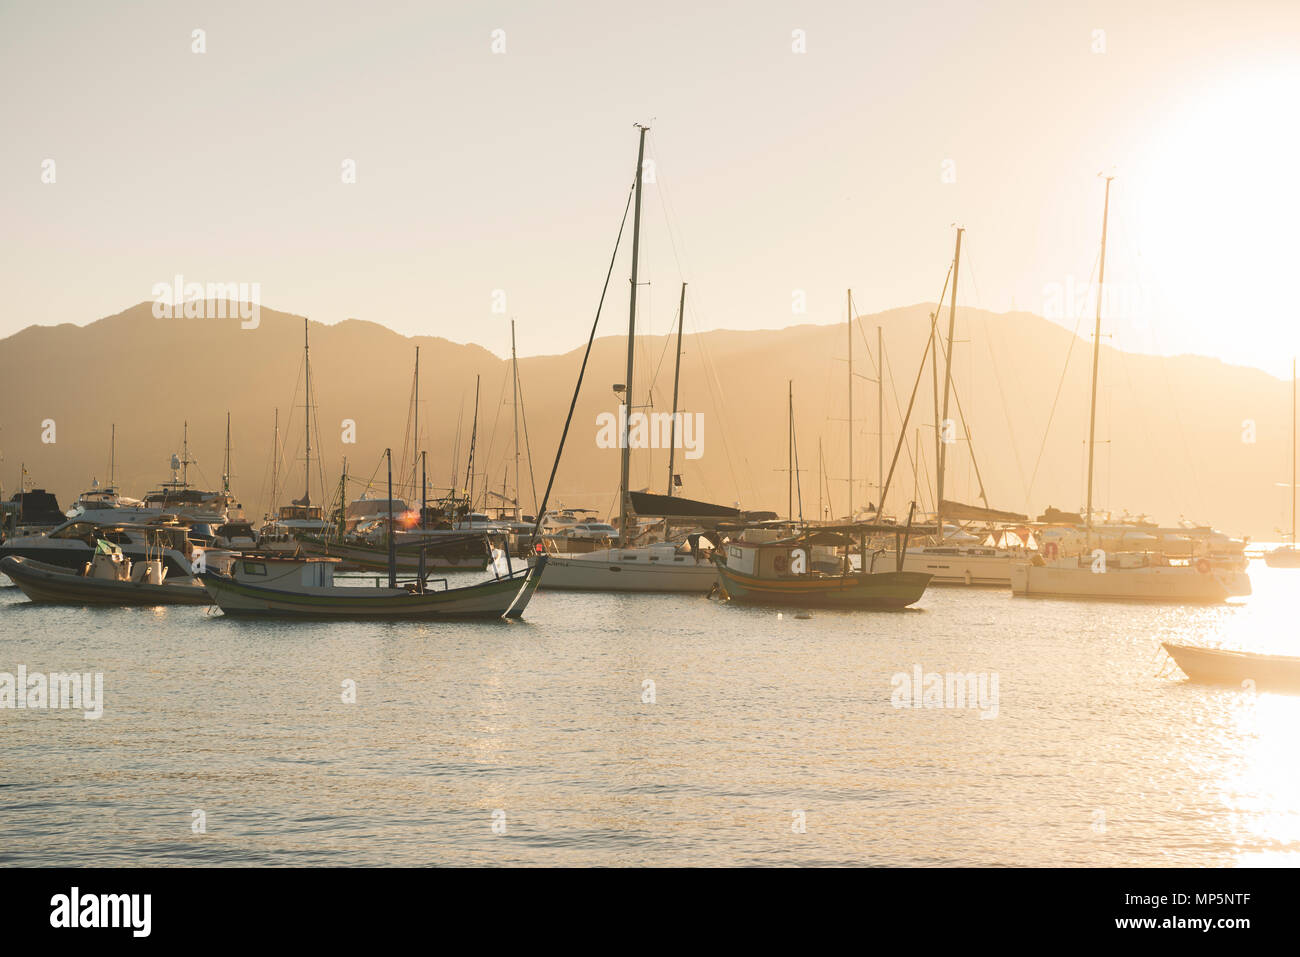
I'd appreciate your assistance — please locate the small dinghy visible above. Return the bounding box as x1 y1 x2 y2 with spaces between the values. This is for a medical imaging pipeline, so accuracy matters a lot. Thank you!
0 544 209 606
1162 642 1300 692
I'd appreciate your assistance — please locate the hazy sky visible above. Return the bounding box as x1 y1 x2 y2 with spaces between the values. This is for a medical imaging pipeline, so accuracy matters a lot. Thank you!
3 0 1299 374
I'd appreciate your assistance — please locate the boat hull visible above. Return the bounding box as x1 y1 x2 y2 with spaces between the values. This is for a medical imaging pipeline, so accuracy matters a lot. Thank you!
198 561 543 620
1163 642 1300 692
1264 547 1300 568
901 548 1014 586
0 556 210 606
716 564 931 608
1011 561 1248 602
536 551 719 592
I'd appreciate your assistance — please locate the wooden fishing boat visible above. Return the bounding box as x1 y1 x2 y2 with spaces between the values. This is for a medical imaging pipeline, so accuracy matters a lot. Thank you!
1163 642 1300 692
199 553 543 620
0 553 210 606
198 449 545 621
714 516 933 609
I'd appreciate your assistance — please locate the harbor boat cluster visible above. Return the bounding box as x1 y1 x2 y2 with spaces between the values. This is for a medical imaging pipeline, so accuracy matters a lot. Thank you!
0 127 1287 655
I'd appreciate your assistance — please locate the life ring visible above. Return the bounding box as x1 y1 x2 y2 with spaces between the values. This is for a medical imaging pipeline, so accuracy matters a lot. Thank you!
773 554 788 573
1195 558 1211 574
1043 541 1059 560
534 541 545 554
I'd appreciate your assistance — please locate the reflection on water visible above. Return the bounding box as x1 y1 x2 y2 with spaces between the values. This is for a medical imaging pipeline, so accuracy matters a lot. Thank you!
1 559 1298 866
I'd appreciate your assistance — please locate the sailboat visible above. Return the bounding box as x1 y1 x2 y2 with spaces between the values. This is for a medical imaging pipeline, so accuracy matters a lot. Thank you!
1011 178 1250 602
538 128 725 593
890 229 1029 586
267 320 330 538
1265 358 1300 567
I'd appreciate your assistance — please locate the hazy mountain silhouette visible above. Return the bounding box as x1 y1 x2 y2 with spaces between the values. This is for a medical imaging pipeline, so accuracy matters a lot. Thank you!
0 301 1289 539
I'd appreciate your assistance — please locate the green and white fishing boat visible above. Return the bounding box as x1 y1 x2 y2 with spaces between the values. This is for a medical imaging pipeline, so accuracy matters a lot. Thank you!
199 449 544 621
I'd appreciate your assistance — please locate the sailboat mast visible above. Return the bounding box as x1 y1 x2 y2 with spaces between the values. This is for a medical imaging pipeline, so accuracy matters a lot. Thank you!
877 327 884 515
109 423 116 489
271 409 279 516
1292 357 1296 545
788 380 794 521
182 421 189 488
510 321 520 514
1086 177 1114 542
413 346 420 496
386 448 396 588
847 289 853 520
464 375 480 511
303 318 312 506
666 282 686 498
936 227 963 538
617 124 648 547
223 411 232 493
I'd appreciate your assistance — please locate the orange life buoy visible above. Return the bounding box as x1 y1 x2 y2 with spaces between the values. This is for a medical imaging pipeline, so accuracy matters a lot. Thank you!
773 554 788 573
1195 558 1211 574
1043 541 1059 560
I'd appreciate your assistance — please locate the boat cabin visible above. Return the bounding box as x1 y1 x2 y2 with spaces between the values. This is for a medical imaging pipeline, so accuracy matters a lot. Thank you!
230 554 341 590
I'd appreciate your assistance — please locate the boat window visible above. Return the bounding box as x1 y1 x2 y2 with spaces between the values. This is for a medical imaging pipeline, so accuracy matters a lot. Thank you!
242 561 267 576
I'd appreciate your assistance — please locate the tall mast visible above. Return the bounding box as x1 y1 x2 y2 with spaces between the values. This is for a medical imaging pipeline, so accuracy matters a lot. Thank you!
788 380 794 521
385 448 396 589
271 409 280 516
223 411 232 493
303 318 312 506
617 124 648 546
464 375 480 510
877 326 884 515
1086 177 1114 543
666 282 686 498
1292 357 1296 545
413 346 420 497
847 288 853 520
421 450 427 531
182 421 190 488
936 227 963 539
511 321 520 514
109 423 116 490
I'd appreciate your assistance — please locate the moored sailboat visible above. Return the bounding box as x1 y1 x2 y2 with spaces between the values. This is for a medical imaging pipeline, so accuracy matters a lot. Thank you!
1010 176 1250 602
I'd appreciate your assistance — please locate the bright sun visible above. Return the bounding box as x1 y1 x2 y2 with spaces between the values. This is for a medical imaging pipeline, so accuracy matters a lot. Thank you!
1125 66 1300 374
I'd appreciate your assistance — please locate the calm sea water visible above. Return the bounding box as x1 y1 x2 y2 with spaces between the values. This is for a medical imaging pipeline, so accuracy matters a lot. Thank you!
2 559 1299 867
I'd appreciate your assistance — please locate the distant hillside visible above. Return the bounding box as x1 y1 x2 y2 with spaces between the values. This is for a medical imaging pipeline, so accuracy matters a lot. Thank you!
0 301 1290 539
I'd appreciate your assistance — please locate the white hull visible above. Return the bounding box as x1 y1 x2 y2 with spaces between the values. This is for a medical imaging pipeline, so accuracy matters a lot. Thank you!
902 548 1017 586
1011 560 1250 602
537 547 718 592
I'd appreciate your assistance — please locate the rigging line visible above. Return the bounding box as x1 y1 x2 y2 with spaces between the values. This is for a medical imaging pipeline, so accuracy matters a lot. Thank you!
646 133 751 504
957 241 1030 501
1024 245 1101 509
1117 209 1204 520
686 300 748 504
878 264 953 516
530 184 635 542
513 358 540 515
